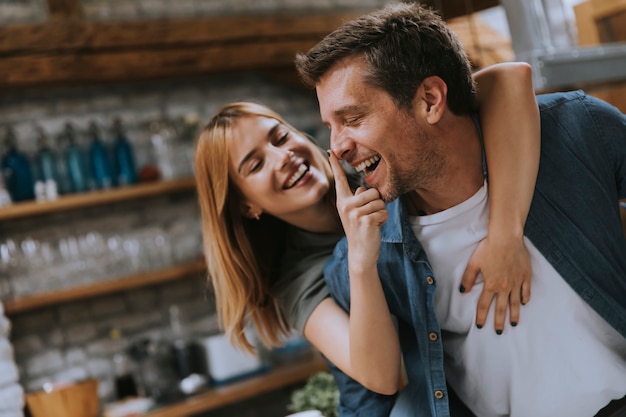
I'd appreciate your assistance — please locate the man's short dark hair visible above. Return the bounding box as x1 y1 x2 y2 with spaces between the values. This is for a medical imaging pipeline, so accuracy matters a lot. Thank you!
295 2 476 114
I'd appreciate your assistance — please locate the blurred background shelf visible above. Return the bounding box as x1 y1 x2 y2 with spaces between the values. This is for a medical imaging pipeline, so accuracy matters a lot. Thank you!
0 177 196 220
3 261 206 315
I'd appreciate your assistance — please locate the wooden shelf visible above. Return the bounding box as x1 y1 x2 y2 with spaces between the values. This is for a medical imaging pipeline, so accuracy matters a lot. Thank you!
144 353 328 417
3 261 206 315
0 177 196 221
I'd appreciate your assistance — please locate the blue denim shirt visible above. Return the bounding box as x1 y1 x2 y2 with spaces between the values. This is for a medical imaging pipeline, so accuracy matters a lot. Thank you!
323 91 626 417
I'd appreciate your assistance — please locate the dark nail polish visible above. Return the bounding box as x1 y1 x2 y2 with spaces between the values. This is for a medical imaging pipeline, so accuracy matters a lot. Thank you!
326 150 331 157
459 284 466 293
511 321 518 327
476 323 482 329
496 329 503 335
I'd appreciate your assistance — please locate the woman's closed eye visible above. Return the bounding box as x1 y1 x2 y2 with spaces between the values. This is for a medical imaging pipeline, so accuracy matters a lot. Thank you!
275 132 289 145
248 158 263 174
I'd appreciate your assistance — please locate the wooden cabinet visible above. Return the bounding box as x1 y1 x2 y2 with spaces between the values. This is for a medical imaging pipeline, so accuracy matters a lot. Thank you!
573 0 626 113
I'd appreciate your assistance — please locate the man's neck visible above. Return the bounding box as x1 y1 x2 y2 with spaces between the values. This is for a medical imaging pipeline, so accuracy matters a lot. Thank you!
409 114 484 216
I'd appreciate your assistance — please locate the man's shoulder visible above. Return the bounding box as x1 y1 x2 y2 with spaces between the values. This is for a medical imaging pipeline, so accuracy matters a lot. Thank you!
536 90 620 114
536 90 586 110
536 90 625 129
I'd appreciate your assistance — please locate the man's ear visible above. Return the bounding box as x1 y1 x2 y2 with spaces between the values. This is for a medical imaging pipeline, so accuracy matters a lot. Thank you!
417 76 447 125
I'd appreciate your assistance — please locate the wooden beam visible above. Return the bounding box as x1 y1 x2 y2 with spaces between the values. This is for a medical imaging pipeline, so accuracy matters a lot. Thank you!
0 12 361 55
0 6 505 89
46 0 83 20
0 39 320 87
0 12 363 88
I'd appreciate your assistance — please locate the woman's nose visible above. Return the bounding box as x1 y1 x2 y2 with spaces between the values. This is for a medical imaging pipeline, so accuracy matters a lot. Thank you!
275 148 295 168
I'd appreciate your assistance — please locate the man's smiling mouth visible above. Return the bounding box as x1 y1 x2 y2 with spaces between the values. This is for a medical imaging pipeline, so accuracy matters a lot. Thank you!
355 155 381 174
284 163 309 189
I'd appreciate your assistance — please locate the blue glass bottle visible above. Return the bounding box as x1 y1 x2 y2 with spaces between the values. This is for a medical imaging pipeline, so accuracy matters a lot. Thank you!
34 126 62 193
62 122 90 193
1 126 35 202
87 121 114 190
111 118 138 186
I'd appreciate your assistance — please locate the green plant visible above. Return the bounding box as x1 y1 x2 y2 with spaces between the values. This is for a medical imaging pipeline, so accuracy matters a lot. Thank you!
287 372 339 417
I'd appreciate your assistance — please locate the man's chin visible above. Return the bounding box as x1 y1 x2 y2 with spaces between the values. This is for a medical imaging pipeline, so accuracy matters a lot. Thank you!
373 184 396 203
364 171 398 202
379 182 404 203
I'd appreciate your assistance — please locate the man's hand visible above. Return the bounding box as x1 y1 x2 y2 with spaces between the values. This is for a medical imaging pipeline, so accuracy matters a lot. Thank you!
460 234 532 334
328 151 388 273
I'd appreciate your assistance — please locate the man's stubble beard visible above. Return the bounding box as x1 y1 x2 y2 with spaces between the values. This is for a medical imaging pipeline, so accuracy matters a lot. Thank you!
380 129 445 203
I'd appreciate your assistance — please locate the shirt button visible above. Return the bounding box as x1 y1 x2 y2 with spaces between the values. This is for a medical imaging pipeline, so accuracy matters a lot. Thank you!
434 390 445 399
426 276 434 285
429 332 438 341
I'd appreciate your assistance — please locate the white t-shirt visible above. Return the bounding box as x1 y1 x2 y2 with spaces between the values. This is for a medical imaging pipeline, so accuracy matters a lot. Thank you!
410 182 626 417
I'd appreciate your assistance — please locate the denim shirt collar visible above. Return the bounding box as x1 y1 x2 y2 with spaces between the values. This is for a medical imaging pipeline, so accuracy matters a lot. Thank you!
379 198 405 244
380 197 427 263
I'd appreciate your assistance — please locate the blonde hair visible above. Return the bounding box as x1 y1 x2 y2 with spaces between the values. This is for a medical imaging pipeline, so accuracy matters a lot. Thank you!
195 102 313 352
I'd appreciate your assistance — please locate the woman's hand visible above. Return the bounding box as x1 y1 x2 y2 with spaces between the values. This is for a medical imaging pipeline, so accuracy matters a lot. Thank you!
328 151 388 273
327 151 399 394
460 233 531 334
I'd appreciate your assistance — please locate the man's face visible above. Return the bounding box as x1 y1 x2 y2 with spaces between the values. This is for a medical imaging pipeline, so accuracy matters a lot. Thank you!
317 57 443 202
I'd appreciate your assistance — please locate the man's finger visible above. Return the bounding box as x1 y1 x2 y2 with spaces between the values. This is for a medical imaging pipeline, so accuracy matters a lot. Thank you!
328 150 352 199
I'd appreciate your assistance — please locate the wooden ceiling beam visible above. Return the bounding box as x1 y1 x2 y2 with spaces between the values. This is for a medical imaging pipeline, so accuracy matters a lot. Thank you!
0 39 319 87
0 12 361 55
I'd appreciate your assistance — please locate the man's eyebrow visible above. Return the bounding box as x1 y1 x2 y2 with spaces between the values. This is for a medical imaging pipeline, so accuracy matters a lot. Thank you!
334 105 364 116
237 123 281 174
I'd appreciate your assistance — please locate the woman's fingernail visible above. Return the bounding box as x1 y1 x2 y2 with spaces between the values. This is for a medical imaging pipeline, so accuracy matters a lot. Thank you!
511 321 518 327
496 329 503 335
326 149 331 157
476 323 482 329
459 284 466 293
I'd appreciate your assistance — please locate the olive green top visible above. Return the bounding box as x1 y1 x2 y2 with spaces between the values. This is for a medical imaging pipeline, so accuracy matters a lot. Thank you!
273 225 344 333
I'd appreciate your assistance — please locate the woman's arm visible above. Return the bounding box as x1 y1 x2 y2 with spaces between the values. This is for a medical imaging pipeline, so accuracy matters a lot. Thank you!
461 62 540 333
303 152 401 396
304 298 400 395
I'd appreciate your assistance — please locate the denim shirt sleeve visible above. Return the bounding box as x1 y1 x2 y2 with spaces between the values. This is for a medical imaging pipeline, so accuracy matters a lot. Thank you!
583 94 626 199
323 238 397 417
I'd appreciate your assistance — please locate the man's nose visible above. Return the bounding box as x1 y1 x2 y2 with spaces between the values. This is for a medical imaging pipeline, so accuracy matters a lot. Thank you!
330 129 353 160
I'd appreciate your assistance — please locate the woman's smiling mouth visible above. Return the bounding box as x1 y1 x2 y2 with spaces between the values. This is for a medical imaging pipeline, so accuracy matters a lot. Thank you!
284 163 309 189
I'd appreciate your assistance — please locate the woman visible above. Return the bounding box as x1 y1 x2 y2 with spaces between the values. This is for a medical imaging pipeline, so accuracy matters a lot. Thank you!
195 62 539 394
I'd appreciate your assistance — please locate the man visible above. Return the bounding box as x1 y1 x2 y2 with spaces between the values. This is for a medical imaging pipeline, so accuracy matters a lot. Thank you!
295 3 626 417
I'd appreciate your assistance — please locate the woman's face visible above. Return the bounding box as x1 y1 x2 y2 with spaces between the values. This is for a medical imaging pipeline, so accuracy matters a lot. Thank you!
228 115 331 221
